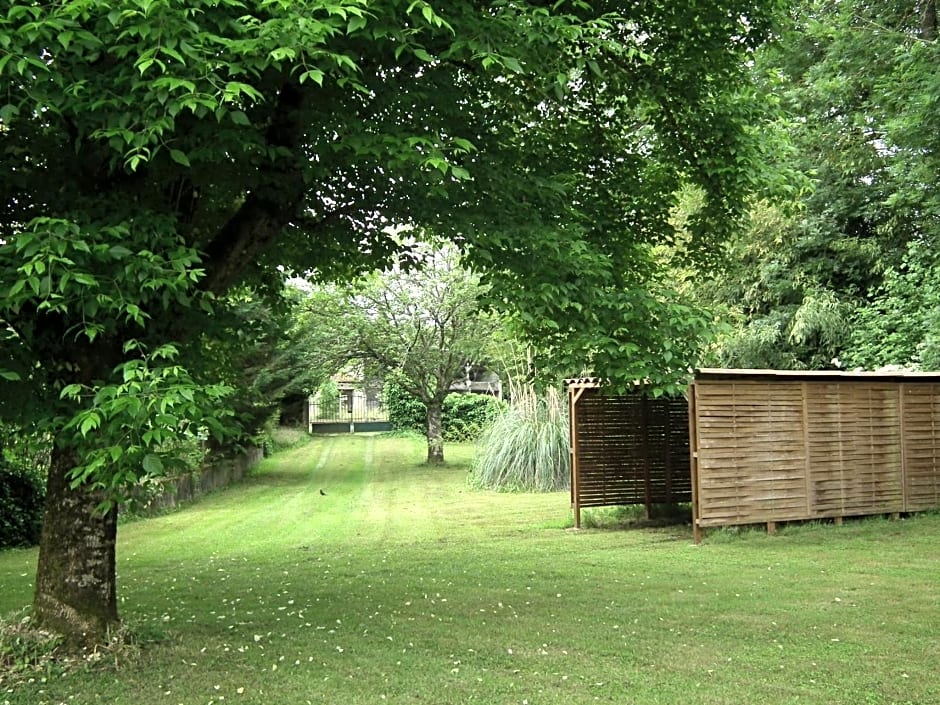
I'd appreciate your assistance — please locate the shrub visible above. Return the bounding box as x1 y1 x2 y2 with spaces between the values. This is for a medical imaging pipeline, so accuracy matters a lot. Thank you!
470 386 570 492
383 381 426 433
442 393 507 442
385 380 508 442
0 464 46 549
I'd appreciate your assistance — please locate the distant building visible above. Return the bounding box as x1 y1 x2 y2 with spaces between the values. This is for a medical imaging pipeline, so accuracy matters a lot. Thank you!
307 363 501 433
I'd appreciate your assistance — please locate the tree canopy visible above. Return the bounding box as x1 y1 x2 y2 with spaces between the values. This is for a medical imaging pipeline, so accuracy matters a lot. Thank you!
700 0 940 371
0 0 785 643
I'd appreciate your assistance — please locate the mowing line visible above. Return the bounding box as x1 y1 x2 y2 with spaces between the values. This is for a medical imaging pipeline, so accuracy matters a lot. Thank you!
310 434 336 476
363 433 375 468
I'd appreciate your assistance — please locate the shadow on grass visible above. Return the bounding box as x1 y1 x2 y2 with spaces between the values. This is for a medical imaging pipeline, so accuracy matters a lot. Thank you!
580 503 692 530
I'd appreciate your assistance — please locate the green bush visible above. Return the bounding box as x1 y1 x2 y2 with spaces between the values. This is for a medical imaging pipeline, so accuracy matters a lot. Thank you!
0 465 46 549
383 381 427 434
384 380 507 442
442 393 507 442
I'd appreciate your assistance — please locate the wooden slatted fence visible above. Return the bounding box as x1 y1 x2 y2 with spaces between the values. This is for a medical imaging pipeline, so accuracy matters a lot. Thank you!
568 381 691 528
689 369 940 541
568 370 940 540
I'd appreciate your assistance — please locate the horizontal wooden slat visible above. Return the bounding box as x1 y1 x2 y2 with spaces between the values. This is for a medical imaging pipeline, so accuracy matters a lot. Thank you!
692 379 940 529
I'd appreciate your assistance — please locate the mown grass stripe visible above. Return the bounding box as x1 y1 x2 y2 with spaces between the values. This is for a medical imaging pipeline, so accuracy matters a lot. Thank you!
1 436 939 705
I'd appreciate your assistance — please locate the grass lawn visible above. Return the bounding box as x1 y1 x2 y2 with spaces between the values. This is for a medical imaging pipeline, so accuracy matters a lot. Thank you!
2 433 939 705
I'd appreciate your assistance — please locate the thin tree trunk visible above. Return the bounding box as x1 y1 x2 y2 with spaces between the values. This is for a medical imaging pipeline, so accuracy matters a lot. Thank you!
33 443 119 646
426 399 445 465
924 0 937 40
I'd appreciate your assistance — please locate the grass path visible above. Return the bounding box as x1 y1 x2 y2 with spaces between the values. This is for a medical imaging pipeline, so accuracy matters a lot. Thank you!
2 434 940 705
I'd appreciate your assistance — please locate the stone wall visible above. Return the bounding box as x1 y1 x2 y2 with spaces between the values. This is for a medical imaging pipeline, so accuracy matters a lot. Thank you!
126 446 264 516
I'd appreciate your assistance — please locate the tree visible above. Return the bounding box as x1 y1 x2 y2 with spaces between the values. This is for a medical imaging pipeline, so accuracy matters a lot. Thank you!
300 243 495 464
204 288 334 432
0 1 783 643
700 0 940 370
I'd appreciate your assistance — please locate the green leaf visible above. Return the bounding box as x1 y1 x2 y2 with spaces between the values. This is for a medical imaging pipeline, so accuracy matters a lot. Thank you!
413 48 434 63
60 383 83 399
142 454 164 475
347 15 367 33
169 149 191 167
299 69 325 86
109 245 133 259
229 110 251 126
502 56 523 74
79 412 101 436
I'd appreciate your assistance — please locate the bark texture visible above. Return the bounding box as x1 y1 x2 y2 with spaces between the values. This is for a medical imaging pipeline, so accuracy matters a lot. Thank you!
923 0 937 40
426 400 445 465
33 444 119 645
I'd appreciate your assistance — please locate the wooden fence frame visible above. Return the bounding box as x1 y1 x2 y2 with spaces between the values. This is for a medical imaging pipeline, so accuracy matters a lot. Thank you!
689 368 940 541
567 380 691 528
567 370 940 541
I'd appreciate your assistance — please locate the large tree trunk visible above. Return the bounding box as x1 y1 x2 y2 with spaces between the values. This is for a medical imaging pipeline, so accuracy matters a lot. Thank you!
33 443 119 646
426 399 445 465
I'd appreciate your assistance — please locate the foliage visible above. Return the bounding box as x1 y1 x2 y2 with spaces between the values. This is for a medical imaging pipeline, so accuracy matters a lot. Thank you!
442 393 507 443
315 380 341 420
844 241 940 370
192 291 324 444
384 380 507 442
703 0 940 370
383 379 426 434
220 287 337 430
55 343 232 500
470 387 570 492
0 0 788 640
0 466 45 549
0 427 50 481
0 425 48 549
117 433 211 518
695 198 873 370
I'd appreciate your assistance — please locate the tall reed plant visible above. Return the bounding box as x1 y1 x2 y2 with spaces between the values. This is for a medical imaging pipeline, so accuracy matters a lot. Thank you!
470 386 570 492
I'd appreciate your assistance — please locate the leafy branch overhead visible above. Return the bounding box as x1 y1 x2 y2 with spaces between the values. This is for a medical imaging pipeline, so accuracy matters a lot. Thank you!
0 0 785 643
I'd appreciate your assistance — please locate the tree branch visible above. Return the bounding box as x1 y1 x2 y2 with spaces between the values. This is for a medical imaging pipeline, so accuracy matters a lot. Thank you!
199 82 308 295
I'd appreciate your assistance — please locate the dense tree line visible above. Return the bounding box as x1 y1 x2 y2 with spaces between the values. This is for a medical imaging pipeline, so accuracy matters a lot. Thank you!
701 0 940 371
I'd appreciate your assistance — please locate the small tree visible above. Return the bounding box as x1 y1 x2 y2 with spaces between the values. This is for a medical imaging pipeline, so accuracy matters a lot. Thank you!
304 243 496 464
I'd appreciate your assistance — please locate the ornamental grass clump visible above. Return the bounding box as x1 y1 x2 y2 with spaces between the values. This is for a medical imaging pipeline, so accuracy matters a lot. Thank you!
470 386 569 492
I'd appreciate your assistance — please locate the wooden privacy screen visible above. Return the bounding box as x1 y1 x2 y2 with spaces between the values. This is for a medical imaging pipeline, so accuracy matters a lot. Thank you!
689 369 940 540
568 381 691 528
